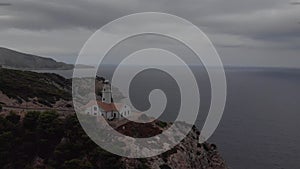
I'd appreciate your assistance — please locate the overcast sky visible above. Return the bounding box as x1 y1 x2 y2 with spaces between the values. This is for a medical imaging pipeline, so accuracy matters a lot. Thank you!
0 0 299 68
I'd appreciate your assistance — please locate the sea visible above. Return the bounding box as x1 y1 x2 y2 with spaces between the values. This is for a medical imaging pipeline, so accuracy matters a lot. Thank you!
33 66 300 169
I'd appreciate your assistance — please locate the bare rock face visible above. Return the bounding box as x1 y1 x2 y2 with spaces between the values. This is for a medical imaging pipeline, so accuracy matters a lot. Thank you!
118 121 228 169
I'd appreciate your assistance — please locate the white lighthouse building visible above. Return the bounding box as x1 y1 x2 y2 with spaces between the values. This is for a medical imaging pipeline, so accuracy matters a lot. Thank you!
83 80 131 120
101 80 112 104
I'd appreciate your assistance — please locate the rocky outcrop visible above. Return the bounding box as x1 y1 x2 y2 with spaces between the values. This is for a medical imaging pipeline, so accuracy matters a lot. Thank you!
121 128 227 169
115 120 228 169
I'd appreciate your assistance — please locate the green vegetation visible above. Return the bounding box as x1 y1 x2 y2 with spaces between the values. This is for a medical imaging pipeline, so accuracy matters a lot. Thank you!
0 68 71 105
5 112 20 124
137 158 151 169
156 121 168 128
0 68 124 107
62 159 93 169
0 111 123 169
161 148 178 163
159 164 172 169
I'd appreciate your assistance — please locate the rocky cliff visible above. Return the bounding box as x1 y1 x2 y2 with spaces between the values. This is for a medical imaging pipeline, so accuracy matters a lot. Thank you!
115 119 228 169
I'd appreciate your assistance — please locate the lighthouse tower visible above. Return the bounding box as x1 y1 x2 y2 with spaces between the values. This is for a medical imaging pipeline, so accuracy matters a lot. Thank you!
101 80 112 104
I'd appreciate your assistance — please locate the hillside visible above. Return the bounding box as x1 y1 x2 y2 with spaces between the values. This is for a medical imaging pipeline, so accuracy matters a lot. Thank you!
0 68 72 107
0 47 73 70
0 68 228 169
0 70 228 168
0 68 123 108
0 111 228 169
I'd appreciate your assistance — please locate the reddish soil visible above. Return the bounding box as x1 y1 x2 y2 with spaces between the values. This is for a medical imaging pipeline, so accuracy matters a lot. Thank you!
116 121 162 138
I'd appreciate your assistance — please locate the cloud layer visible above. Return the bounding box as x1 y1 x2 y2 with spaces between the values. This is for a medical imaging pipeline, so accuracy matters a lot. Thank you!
0 0 299 67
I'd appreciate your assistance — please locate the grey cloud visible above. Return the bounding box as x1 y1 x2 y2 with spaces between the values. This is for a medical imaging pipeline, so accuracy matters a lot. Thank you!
0 0 132 30
1 0 298 36
0 28 94 63
0 0 291 30
0 3 12 6
290 1 300 5
0 0 299 67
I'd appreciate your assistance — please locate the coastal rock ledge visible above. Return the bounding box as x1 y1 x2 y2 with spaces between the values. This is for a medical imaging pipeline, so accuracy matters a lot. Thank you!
119 122 228 169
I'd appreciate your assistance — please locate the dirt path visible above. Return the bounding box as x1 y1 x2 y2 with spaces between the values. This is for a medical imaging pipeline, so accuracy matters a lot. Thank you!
2 105 74 116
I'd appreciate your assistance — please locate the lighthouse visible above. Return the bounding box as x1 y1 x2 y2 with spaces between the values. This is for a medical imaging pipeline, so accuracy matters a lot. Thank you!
101 80 112 104
83 79 132 120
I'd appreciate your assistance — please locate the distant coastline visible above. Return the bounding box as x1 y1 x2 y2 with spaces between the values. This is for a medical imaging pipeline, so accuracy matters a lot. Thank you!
0 47 94 70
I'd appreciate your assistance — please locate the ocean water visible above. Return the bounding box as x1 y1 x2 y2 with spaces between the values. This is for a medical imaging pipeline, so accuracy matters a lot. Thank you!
209 68 300 169
34 67 300 169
